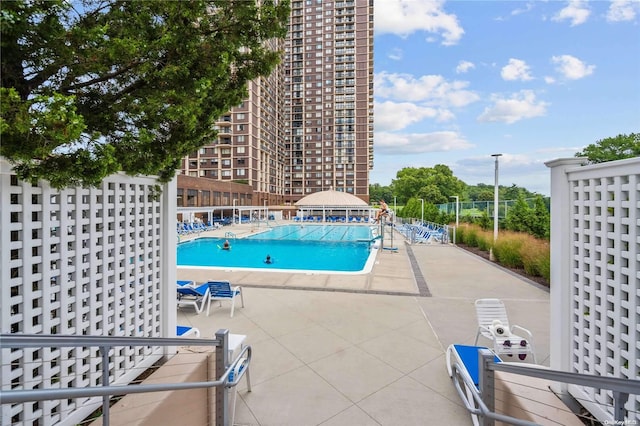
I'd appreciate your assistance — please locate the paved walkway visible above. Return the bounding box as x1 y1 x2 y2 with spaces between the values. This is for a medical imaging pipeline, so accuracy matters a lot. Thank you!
177 223 552 425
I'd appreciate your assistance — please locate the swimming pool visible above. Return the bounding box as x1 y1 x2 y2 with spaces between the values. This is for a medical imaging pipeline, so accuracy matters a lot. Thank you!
177 225 378 273
247 224 373 241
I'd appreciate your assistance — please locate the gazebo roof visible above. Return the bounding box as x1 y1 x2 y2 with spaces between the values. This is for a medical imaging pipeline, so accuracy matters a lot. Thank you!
295 190 369 207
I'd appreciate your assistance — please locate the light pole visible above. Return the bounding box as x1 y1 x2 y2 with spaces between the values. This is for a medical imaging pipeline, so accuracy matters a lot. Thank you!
450 195 459 227
419 198 424 225
491 154 502 242
233 199 237 225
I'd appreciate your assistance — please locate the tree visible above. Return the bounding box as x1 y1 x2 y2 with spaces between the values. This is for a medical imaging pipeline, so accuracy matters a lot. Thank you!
1 0 290 187
369 183 393 205
398 197 419 218
503 194 550 239
576 133 640 163
391 165 466 204
529 195 550 239
504 194 532 233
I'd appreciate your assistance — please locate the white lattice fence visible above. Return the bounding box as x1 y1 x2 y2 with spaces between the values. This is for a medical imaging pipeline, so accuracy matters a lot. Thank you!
547 157 639 423
0 159 177 425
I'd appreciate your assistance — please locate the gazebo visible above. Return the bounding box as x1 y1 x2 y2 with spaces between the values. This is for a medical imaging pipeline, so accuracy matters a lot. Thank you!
294 189 373 222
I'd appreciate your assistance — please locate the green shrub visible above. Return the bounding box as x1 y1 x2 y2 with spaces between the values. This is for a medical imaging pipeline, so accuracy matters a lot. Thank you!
465 227 479 247
477 232 492 251
521 239 550 281
537 256 551 282
456 224 550 285
493 236 525 268
458 225 471 239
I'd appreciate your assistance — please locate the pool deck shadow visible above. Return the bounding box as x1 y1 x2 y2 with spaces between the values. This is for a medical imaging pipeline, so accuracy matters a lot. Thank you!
177 221 556 426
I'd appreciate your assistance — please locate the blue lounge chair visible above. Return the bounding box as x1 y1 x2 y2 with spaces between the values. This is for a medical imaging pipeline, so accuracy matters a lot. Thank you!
176 283 210 314
204 280 244 317
446 344 502 426
177 325 200 337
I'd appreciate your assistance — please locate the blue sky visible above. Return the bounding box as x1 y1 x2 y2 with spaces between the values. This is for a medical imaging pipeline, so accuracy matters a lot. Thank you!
371 0 640 195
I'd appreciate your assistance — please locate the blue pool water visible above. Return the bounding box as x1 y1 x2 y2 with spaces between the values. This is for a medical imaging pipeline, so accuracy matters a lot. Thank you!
247 224 373 241
177 225 376 272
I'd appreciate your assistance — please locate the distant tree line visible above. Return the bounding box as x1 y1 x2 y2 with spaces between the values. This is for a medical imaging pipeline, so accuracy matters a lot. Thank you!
370 132 638 240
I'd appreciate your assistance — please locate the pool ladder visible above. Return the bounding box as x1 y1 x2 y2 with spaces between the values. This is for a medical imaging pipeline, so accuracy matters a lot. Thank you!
225 232 237 239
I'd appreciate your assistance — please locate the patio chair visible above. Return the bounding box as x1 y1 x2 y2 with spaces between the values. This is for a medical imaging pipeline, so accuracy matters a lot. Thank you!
176 325 200 338
446 344 502 426
474 298 537 363
204 280 245 317
176 283 210 314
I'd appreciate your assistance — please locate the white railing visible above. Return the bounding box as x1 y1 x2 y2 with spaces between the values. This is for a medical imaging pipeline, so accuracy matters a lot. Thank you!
1 331 250 426
546 157 639 423
0 158 177 425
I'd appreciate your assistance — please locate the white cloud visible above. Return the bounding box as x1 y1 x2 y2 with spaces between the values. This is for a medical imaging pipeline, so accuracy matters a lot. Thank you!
458 153 542 171
607 0 639 22
533 146 583 155
551 54 595 79
454 155 552 194
477 90 549 124
511 2 535 16
375 131 474 154
375 0 464 45
501 59 534 81
375 71 480 107
544 76 556 84
456 60 475 74
374 101 453 132
552 0 591 26
388 48 403 61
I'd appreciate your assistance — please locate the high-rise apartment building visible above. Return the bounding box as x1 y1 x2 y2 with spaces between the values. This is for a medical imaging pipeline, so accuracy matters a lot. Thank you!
180 0 374 205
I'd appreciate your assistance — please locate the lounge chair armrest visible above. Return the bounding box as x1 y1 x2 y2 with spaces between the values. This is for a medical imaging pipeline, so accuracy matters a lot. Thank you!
511 325 533 340
478 325 493 335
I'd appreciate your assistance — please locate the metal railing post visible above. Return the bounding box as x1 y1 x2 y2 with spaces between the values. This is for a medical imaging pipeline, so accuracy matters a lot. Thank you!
478 349 496 426
612 391 629 422
215 329 229 426
100 346 110 426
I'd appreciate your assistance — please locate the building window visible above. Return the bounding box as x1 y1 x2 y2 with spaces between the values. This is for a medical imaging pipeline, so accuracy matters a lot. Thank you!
187 190 197 207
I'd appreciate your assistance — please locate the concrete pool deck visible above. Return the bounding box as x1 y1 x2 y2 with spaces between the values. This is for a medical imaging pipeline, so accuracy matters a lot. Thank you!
176 221 563 425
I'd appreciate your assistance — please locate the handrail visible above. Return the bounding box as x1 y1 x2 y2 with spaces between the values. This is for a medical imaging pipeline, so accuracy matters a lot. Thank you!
0 346 251 405
451 362 540 426
0 331 248 426
0 333 214 349
476 349 638 425
491 362 640 395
